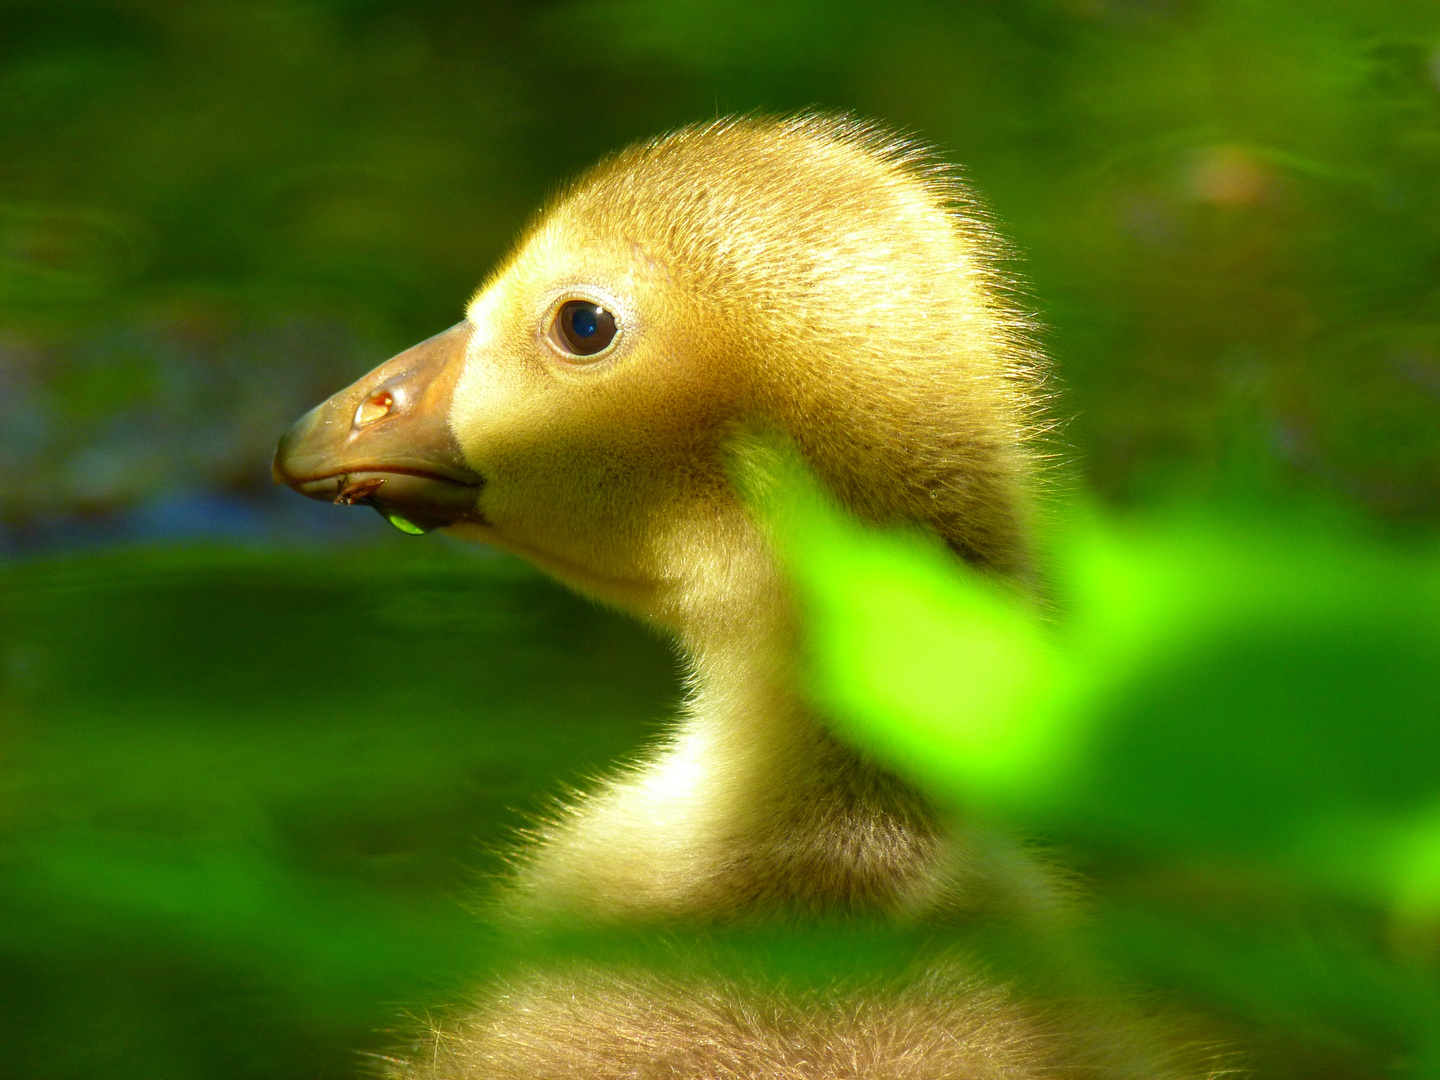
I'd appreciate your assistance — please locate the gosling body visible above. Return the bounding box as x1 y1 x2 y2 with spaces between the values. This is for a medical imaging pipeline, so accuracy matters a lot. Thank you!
276 116 1199 1080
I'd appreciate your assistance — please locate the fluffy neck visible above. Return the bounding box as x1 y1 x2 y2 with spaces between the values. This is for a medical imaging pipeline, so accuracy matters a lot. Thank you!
510 510 948 924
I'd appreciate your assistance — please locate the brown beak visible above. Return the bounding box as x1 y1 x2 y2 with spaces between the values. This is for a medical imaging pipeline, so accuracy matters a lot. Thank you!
272 321 484 534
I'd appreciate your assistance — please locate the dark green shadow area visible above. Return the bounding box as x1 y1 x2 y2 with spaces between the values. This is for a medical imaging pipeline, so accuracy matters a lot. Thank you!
0 543 679 1080
1079 615 1440 855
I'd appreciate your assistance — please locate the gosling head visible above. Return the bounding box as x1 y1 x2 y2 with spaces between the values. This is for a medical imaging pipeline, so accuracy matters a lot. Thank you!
274 116 1046 635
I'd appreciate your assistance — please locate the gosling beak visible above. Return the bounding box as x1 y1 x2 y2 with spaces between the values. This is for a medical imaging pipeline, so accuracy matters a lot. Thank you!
272 321 484 534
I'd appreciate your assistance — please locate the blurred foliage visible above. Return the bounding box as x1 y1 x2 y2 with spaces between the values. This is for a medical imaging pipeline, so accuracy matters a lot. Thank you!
753 447 1440 1080
0 544 678 1078
2 0 1440 527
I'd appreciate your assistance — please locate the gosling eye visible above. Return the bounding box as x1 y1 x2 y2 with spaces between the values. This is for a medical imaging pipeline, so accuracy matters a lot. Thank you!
550 299 619 358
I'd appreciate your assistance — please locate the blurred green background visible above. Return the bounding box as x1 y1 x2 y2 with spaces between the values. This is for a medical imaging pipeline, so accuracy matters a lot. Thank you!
1 1 1438 1077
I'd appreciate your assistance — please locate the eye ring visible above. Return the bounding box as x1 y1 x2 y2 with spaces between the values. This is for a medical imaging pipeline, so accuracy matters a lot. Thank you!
549 299 619 359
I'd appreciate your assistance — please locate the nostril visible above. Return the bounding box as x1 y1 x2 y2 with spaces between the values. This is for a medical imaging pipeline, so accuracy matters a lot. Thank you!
354 390 394 428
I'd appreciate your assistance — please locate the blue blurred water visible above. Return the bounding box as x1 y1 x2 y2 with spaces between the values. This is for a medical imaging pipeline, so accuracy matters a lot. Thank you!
0 483 391 557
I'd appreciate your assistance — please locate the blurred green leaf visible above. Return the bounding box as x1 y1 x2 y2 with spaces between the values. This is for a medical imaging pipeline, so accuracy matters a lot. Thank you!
743 444 1081 805
752 446 1440 920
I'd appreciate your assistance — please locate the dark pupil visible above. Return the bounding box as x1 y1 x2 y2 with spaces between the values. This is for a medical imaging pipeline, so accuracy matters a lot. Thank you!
570 307 598 338
555 300 617 356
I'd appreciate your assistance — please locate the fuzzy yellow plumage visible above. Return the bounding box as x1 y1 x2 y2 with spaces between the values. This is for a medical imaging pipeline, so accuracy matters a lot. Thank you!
276 115 1204 1079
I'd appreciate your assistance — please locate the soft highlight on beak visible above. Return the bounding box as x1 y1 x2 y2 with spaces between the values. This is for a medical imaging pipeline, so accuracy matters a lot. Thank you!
272 321 485 534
